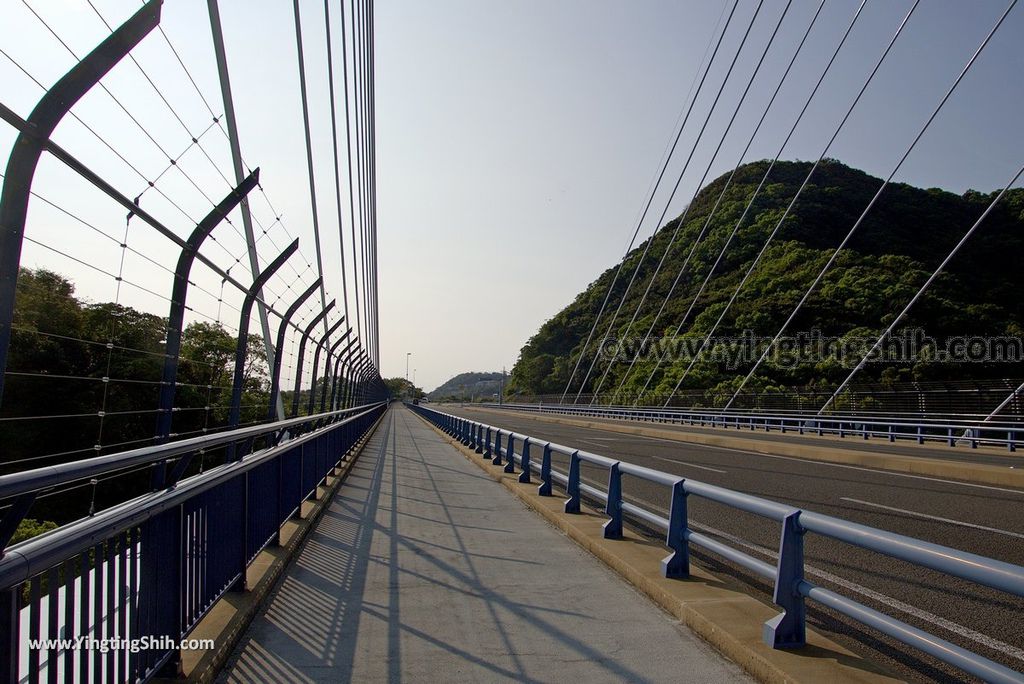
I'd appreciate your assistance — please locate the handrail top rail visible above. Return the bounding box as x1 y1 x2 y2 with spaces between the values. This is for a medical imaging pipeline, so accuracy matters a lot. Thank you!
0 403 387 588
0 401 387 501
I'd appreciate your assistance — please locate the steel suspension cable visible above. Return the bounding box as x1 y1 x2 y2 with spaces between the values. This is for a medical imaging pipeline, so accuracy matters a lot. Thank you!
591 0 787 403
720 0 1012 412
578 0 766 405
323 0 353 334
339 0 362 347
638 0 880 403
291 0 333 345
615 0 826 404
558 0 742 404
820 160 1024 415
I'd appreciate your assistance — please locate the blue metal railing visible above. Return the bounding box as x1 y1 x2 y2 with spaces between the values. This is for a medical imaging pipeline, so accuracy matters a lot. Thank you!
410 403 1024 684
479 402 1024 452
0 401 387 683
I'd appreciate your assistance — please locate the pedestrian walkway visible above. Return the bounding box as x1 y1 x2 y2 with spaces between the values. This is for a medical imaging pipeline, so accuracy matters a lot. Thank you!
219 405 750 683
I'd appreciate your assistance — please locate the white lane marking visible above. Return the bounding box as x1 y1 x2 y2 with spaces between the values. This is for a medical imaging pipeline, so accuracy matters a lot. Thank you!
576 438 619 449
672 439 1024 496
691 521 1024 662
651 456 727 474
839 497 1024 540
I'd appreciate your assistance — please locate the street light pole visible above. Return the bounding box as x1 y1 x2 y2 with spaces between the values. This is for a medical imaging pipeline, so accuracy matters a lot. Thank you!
406 352 411 382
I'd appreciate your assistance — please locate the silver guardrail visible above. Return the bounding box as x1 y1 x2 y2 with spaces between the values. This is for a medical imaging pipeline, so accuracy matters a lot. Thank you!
409 403 1024 684
480 402 1024 451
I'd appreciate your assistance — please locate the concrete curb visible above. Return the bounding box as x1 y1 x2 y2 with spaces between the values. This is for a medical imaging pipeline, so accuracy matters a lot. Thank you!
463 406 1024 489
414 413 900 684
160 413 388 684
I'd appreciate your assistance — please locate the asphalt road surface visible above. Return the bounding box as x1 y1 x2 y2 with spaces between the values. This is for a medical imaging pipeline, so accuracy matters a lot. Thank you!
439 405 1024 683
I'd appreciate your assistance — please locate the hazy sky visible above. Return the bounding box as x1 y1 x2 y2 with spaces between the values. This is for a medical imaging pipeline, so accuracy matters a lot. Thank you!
2 1 1022 391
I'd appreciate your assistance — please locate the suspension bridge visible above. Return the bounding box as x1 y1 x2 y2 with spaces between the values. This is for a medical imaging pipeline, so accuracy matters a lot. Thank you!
1 1 1022 683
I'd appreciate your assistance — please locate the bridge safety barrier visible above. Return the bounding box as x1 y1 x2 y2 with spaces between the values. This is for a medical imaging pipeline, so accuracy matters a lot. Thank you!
0 401 387 683
410 403 1024 684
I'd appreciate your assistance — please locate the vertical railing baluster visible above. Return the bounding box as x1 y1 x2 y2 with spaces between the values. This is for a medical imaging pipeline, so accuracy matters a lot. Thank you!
46 566 58 684
29 576 41 684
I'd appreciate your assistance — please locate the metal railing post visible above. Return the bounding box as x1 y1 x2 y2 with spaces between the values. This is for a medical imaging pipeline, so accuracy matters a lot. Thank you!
564 450 581 514
604 462 623 539
662 479 689 578
157 170 261 445
290 301 335 416
491 430 503 466
503 433 515 474
518 438 532 484
267 278 321 421
764 511 806 648
483 427 492 458
0 0 162 407
228 240 299 453
538 443 552 496
321 329 353 414
306 318 345 417
330 341 358 410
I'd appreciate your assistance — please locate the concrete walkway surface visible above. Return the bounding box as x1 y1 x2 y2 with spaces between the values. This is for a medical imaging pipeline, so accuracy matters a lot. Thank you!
218 405 750 683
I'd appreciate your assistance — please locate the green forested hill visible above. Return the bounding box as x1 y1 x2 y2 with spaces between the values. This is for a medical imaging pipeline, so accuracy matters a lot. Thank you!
428 372 505 401
507 159 1024 401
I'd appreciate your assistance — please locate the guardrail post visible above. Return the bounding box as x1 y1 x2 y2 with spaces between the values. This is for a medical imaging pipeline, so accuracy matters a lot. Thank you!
503 434 516 474
764 511 806 649
266 278 320 421
290 301 335 416
491 430 503 466
483 427 492 458
917 425 924 444
603 462 623 539
889 425 895 443
474 424 483 453
970 428 978 449
156 171 261 453
538 444 552 496
464 420 474 447
947 427 955 447
662 479 689 578
1009 430 1016 453
564 450 581 514
518 438 532 483
0 1 162 407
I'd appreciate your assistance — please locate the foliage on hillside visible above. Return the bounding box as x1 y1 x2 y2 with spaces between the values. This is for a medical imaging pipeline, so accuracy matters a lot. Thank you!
507 160 1024 400
1 268 274 521
428 372 505 401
